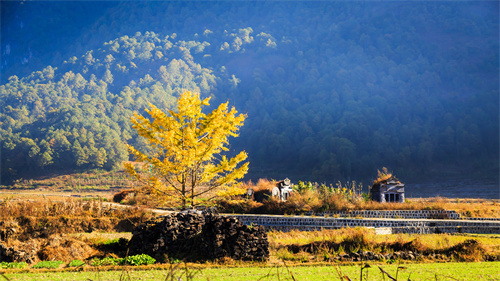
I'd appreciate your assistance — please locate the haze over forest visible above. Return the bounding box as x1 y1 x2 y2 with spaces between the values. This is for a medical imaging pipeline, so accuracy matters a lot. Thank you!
1 2 498 197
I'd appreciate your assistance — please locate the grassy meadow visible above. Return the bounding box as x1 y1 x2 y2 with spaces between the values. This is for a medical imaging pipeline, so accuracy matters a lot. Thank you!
2 261 499 280
1 172 499 280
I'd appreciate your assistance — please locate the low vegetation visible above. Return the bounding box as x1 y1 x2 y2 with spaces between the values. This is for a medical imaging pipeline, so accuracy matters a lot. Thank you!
268 228 500 264
0 198 498 280
218 179 500 218
0 262 27 269
0 198 156 238
1 175 498 281
90 254 156 266
0 198 155 264
67 259 85 267
2 262 499 280
1 170 132 191
32 261 65 269
1 208 498 267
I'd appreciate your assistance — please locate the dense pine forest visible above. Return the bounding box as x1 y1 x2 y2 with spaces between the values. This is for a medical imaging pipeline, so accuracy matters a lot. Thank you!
1 2 498 187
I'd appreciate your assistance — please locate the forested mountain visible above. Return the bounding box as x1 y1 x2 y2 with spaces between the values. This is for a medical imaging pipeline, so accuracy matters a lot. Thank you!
1 31 225 182
1 2 498 185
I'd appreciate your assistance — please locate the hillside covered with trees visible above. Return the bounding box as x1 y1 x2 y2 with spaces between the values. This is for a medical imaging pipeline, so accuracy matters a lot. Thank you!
1 2 498 186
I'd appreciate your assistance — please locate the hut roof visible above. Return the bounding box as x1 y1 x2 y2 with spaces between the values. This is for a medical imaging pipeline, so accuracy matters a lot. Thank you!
384 176 401 185
372 175 402 187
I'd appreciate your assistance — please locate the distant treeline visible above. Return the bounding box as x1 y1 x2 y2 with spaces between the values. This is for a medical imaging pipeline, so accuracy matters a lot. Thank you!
1 2 498 183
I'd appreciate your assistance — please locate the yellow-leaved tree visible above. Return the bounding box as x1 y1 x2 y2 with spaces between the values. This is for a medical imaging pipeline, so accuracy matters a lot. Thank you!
124 91 249 209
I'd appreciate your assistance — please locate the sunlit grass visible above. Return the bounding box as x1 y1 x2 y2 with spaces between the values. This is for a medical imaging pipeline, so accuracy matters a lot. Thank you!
267 228 500 263
1 169 132 192
268 228 500 249
2 262 499 281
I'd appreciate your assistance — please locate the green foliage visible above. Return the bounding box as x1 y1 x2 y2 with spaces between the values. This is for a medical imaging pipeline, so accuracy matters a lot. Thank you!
294 180 364 201
91 254 156 266
275 248 309 262
32 260 65 269
68 260 86 267
124 254 156 266
0 262 28 269
2 262 500 280
293 181 315 193
91 257 122 266
98 238 120 246
0 31 218 184
361 193 371 202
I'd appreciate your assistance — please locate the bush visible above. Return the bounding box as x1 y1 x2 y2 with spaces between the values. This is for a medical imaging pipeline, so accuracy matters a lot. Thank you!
32 260 65 269
91 254 156 266
0 262 28 269
124 254 156 265
68 259 86 267
293 181 315 193
320 193 352 211
283 189 322 213
91 256 122 266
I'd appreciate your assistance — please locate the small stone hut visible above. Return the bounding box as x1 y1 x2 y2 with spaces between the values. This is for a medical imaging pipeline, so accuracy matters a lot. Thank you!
273 178 294 201
370 175 405 203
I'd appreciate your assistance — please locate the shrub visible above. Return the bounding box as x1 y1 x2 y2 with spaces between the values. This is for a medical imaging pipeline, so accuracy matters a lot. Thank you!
0 262 28 269
321 193 352 211
283 189 322 213
124 254 156 265
91 256 123 266
293 181 315 193
91 254 156 266
32 260 65 269
68 259 86 267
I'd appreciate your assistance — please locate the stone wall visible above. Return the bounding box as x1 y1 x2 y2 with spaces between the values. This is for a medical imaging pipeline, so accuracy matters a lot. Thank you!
226 214 500 234
304 210 462 219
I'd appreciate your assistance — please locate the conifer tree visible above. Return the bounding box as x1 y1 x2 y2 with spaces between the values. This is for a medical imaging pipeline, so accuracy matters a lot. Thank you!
125 91 248 208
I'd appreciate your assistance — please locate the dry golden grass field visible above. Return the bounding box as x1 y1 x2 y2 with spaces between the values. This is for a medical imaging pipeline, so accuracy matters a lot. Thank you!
1 171 499 280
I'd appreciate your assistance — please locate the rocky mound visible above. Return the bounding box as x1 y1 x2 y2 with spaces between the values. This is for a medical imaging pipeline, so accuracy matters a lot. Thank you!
128 211 269 262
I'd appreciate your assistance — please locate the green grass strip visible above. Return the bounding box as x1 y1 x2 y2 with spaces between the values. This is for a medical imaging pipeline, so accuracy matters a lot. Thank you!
1 261 499 281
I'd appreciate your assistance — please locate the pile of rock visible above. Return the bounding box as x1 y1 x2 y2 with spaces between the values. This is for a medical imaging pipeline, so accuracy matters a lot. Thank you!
128 211 269 262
